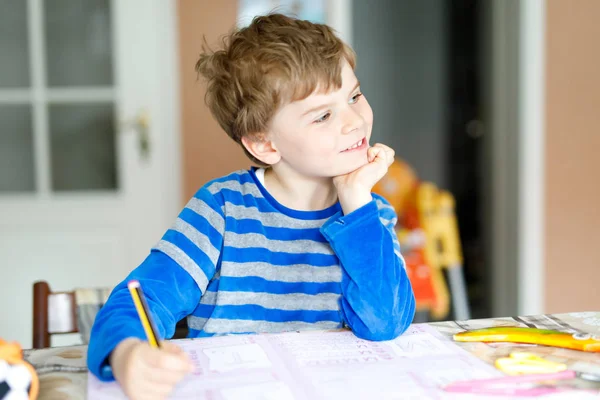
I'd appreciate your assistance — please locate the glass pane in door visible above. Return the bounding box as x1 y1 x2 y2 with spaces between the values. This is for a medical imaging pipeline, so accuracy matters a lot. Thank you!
0 105 35 192
0 0 30 87
44 0 113 87
49 103 117 191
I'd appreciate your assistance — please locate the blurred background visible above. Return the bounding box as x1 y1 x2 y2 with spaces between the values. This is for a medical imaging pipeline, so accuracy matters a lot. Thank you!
1 0 598 348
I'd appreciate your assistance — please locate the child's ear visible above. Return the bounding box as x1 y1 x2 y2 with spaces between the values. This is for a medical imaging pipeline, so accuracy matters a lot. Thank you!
241 134 281 165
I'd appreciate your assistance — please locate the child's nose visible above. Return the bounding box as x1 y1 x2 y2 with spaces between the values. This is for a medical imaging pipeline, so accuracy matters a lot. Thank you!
341 107 364 135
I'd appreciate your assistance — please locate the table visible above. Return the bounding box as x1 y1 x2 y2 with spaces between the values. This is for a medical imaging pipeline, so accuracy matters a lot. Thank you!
24 312 600 399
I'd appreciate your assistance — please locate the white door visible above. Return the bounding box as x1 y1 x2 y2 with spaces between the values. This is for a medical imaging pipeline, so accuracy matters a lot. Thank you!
0 0 181 347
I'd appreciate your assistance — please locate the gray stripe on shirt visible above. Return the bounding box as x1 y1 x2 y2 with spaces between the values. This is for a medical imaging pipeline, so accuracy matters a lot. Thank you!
185 197 225 233
375 198 395 214
380 217 395 228
172 218 220 264
154 240 209 292
221 261 342 283
207 180 263 198
394 249 403 260
188 317 340 334
224 203 329 229
212 291 341 311
199 290 217 305
224 231 334 255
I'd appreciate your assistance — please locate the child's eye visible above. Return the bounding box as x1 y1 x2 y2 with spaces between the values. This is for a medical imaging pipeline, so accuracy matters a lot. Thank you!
314 112 331 124
349 93 363 104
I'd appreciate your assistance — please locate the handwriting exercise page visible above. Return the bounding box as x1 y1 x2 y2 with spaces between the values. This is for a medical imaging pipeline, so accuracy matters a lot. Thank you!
88 324 503 399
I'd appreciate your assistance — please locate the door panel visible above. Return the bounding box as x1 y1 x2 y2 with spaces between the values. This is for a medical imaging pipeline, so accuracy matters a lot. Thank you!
0 0 180 347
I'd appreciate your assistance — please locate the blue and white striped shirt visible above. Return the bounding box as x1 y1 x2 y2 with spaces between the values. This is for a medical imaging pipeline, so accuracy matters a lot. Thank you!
88 168 415 381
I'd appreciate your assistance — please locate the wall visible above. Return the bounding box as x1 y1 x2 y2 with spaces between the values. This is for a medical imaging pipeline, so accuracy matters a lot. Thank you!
485 0 522 318
544 0 600 312
352 0 448 188
178 0 248 201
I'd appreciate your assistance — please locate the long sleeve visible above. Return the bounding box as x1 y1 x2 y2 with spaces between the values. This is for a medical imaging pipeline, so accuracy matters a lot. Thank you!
320 194 415 341
87 187 225 381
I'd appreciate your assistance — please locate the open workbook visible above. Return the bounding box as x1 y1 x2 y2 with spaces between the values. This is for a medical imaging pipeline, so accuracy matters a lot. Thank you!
88 324 503 399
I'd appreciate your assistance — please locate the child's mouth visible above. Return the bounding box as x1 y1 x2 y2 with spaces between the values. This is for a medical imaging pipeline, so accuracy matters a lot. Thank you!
341 138 367 152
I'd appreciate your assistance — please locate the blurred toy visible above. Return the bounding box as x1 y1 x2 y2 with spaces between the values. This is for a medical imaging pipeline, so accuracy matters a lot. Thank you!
373 159 470 321
373 160 439 315
0 338 38 400
373 159 418 217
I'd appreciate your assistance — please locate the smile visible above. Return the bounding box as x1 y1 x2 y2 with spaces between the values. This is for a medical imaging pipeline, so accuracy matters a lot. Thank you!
341 138 366 152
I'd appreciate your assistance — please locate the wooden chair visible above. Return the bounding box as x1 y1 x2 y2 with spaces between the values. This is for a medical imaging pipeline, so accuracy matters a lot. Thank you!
32 281 188 349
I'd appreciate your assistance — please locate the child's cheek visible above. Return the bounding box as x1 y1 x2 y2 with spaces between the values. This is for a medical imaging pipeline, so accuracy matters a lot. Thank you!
315 136 338 155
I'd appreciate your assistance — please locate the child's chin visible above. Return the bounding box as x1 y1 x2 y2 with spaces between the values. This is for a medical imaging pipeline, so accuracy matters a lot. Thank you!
348 154 369 172
339 159 368 175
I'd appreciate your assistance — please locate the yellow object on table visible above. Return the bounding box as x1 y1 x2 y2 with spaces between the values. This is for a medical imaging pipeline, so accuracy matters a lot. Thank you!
453 326 600 352
495 352 567 375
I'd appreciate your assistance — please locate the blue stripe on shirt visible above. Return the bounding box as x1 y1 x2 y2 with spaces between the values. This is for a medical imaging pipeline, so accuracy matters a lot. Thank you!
215 276 342 295
221 247 337 266
195 304 341 323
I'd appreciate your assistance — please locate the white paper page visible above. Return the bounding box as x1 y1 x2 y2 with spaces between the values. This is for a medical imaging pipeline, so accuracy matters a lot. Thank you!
203 343 272 372
219 381 296 400
87 325 514 400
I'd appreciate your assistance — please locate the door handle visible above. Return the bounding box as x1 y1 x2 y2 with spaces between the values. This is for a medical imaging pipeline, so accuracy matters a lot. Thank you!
122 109 151 161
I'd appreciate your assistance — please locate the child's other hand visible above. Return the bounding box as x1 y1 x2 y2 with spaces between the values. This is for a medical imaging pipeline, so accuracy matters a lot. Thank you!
334 143 395 214
110 338 194 400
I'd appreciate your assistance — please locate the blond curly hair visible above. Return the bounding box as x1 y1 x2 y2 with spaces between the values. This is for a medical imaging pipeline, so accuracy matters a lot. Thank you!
195 13 356 165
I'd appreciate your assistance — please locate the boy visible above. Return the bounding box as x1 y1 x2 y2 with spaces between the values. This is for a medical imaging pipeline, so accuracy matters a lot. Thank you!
88 13 415 399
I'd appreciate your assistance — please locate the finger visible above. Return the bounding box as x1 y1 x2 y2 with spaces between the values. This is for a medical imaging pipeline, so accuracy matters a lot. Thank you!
145 364 190 386
160 351 194 373
384 148 395 166
371 144 394 166
367 146 375 162
371 143 392 155
126 365 184 400
373 148 388 163
145 347 193 373
370 143 392 152
161 341 185 356
367 146 383 162
369 146 393 176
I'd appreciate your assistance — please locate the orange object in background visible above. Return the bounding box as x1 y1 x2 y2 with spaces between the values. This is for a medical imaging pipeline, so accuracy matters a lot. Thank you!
373 159 418 217
374 158 469 321
0 338 39 400
373 160 440 316
401 245 437 311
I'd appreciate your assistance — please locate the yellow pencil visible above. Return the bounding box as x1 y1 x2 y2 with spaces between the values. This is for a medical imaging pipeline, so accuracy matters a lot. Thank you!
127 280 161 348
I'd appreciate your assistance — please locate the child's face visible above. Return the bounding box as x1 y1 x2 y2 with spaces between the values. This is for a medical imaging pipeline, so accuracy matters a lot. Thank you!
268 61 373 179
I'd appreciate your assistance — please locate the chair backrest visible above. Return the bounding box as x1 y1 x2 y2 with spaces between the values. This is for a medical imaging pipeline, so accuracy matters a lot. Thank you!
32 281 189 349
32 281 77 349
